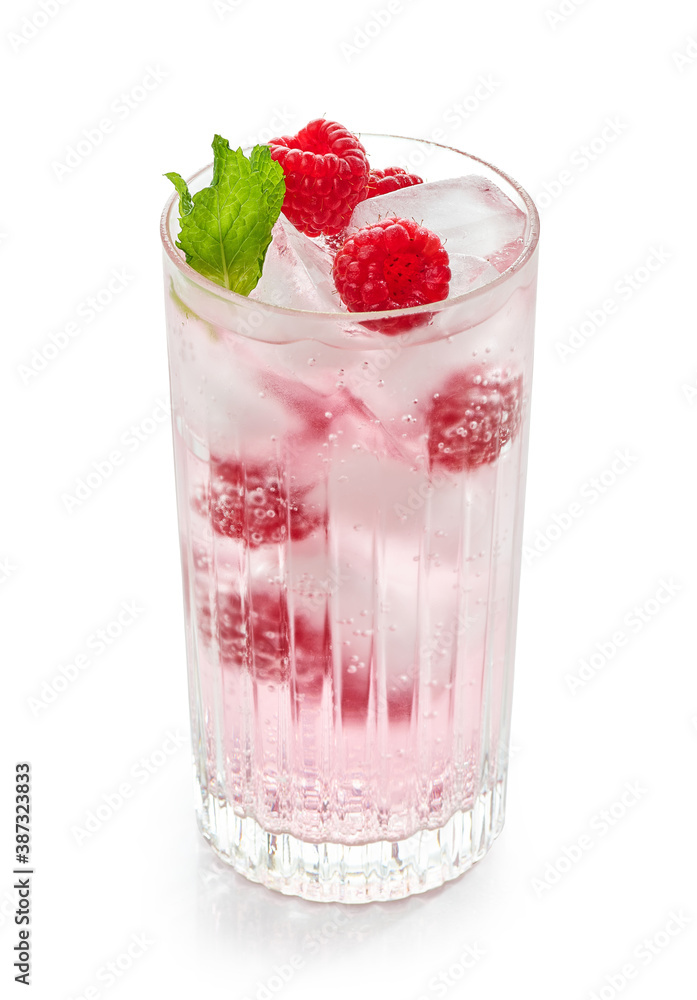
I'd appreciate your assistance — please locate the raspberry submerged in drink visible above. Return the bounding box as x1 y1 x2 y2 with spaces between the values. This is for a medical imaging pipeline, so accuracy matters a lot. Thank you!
197 586 329 694
428 365 523 472
200 458 323 547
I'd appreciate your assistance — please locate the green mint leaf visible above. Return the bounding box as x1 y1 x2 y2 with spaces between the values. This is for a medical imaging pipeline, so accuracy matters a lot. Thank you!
164 172 193 216
165 136 285 295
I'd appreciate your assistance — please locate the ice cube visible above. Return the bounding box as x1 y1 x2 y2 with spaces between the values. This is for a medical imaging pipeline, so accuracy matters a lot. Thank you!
259 366 415 464
251 217 344 312
448 254 501 296
349 175 526 272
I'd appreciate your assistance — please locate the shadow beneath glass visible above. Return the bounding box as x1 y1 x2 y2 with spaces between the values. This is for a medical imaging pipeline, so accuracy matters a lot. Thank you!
194 836 509 984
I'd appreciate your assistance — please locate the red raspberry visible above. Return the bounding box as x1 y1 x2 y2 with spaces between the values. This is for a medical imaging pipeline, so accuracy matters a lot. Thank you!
332 218 450 324
365 166 423 199
198 589 330 692
198 590 287 676
199 460 322 547
268 119 370 237
427 365 523 472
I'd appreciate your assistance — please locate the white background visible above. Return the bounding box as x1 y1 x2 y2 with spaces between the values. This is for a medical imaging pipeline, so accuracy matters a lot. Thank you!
2 0 696 997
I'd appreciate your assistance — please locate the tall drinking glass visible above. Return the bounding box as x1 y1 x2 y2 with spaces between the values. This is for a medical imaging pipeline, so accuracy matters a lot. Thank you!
160 135 539 903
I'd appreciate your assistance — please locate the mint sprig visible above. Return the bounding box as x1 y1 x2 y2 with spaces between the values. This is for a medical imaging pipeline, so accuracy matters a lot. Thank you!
165 135 285 295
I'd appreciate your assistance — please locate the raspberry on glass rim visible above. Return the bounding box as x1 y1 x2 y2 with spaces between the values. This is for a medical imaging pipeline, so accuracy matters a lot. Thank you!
268 119 370 237
332 217 451 333
365 166 423 199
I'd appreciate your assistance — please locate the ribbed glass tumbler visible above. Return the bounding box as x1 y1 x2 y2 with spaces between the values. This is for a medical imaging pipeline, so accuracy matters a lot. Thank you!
161 135 539 903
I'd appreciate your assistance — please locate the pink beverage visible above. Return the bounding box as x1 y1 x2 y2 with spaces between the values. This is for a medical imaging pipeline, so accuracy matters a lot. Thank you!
161 131 539 902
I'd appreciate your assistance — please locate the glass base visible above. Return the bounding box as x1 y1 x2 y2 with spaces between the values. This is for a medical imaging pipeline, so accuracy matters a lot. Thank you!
196 779 507 904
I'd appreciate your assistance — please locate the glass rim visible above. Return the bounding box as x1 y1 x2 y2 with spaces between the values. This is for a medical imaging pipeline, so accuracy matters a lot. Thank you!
159 132 540 322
